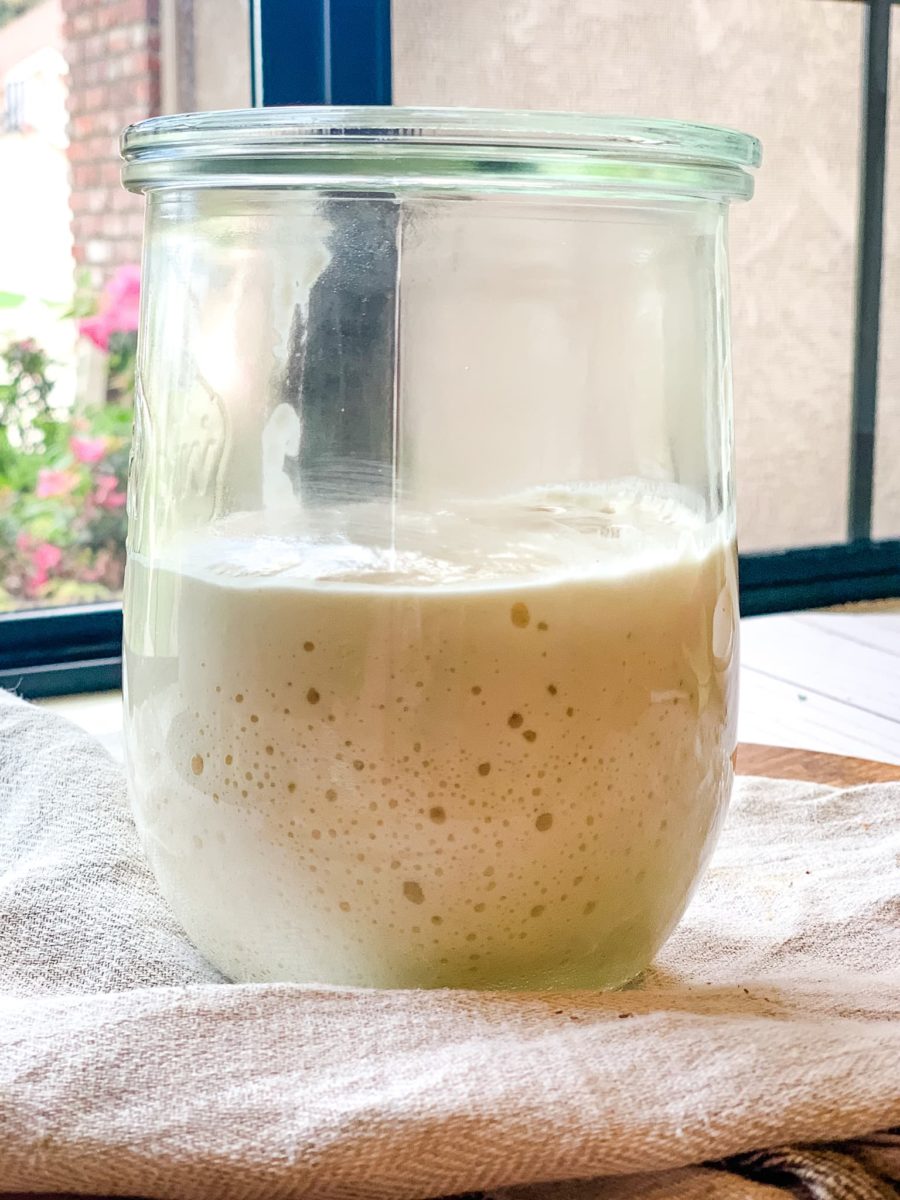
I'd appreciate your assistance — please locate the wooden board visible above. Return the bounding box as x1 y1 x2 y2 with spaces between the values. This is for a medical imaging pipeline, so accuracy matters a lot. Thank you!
735 742 900 786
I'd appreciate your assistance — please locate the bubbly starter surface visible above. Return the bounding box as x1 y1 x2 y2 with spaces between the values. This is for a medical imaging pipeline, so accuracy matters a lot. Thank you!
124 487 738 988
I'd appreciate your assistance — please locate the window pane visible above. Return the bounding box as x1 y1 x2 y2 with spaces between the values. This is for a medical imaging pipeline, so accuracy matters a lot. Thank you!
392 0 862 552
0 0 249 614
872 4 900 541
0 0 144 611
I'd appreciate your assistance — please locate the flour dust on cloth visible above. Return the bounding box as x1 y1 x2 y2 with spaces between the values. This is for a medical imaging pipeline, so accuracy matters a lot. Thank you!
0 689 898 1200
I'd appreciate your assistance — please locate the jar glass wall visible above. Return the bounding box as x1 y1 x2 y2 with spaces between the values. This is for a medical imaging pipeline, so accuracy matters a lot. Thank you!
121 108 758 988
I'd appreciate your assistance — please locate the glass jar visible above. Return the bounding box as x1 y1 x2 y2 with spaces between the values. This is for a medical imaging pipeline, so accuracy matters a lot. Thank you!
121 108 759 990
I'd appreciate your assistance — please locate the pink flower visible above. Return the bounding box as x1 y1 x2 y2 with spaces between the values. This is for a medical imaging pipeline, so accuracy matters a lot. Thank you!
70 435 108 465
78 264 140 352
27 542 62 591
32 543 62 573
106 264 141 331
93 474 127 508
78 313 113 351
36 468 79 499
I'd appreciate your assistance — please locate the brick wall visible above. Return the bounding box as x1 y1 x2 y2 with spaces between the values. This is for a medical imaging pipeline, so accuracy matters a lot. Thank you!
62 0 160 286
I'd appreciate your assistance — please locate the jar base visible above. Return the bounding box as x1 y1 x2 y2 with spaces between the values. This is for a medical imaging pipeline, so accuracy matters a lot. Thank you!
215 945 655 992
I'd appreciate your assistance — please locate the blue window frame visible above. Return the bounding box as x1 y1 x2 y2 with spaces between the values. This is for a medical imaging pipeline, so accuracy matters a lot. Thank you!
250 0 391 106
0 0 896 698
0 604 122 700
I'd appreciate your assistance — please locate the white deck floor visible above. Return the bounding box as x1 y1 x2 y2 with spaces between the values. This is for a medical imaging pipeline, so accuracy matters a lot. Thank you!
739 611 900 764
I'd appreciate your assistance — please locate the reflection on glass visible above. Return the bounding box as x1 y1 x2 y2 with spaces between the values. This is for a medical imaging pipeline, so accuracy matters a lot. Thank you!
392 0 863 552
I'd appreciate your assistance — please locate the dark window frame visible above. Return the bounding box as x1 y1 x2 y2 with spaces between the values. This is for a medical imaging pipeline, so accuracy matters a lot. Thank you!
0 0 895 698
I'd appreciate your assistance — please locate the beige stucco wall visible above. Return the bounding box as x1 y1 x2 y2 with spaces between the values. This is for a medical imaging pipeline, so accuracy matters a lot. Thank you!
392 0 867 552
160 0 250 115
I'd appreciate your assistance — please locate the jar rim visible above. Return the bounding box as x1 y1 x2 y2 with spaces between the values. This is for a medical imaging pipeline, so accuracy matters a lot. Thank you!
121 106 761 199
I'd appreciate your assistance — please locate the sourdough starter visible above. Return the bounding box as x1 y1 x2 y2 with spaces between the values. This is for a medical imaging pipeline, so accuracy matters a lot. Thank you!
124 485 737 988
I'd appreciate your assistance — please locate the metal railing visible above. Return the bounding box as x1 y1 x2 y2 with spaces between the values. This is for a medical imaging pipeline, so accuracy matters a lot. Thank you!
849 0 892 542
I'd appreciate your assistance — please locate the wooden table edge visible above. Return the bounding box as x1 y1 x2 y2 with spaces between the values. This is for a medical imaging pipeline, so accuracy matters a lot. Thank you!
736 742 900 787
